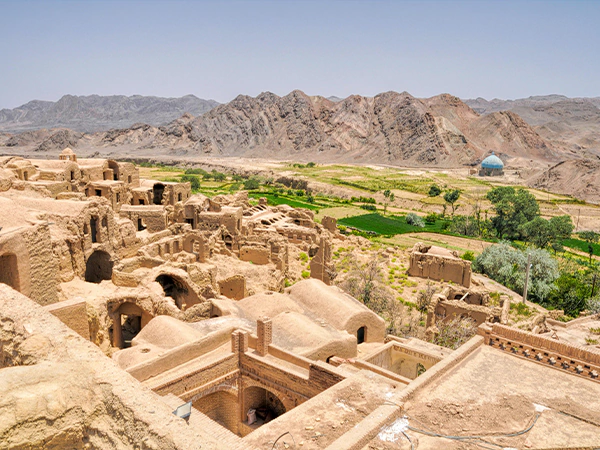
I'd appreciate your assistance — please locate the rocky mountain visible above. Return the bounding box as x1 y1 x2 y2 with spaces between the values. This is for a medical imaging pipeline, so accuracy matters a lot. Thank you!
1 90 563 167
530 158 600 204
0 94 219 133
464 95 600 155
153 90 559 165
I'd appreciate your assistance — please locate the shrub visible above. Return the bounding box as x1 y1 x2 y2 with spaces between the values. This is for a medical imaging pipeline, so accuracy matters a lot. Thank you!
243 177 261 190
432 316 477 349
185 168 209 177
299 252 309 262
406 213 425 228
301 270 310 279
425 212 438 224
428 184 441 197
461 251 475 261
360 204 377 211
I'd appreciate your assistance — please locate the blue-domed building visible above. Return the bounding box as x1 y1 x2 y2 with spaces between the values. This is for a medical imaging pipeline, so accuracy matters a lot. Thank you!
479 152 504 176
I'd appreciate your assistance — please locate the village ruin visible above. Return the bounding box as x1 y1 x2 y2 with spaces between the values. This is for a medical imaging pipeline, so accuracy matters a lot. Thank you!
1 150 600 449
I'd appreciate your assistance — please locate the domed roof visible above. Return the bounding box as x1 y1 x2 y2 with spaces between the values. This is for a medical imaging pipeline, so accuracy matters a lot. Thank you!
60 147 74 155
481 152 504 169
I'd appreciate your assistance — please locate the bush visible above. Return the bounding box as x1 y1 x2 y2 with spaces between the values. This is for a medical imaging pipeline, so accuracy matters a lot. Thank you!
360 204 377 211
301 270 310 279
461 251 475 261
243 177 261 190
425 212 438 224
432 316 477 349
185 168 209 177
406 213 425 228
428 185 442 197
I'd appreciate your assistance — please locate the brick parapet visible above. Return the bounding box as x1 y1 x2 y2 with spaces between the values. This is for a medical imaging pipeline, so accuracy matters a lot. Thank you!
482 324 600 382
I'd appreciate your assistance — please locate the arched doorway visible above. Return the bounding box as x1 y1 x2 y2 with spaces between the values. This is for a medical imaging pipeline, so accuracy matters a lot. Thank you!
243 386 286 425
357 326 366 344
85 251 113 283
0 254 20 291
153 183 165 205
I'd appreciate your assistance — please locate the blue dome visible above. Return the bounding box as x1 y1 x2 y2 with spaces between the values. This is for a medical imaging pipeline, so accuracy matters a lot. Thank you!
481 152 504 169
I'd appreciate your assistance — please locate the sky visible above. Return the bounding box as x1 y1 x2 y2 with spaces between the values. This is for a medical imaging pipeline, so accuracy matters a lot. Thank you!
0 0 599 109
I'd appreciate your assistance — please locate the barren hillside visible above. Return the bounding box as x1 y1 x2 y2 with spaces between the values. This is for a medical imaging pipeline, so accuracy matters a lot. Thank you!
0 94 219 133
465 95 600 156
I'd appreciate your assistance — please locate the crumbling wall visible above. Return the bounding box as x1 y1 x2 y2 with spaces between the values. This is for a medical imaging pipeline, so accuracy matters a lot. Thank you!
408 242 471 287
219 275 247 300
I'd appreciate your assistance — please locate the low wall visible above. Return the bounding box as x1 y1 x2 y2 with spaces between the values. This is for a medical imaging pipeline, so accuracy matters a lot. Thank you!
481 323 600 381
44 298 90 340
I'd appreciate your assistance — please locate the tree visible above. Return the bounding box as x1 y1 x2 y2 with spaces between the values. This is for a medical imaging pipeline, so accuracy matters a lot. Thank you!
180 174 200 191
382 190 395 215
243 177 261 190
486 187 539 240
473 243 559 303
519 215 573 250
443 189 461 217
416 281 436 317
580 231 599 263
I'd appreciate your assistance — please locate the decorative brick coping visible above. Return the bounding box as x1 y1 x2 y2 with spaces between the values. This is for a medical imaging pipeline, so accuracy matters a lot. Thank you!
482 323 600 382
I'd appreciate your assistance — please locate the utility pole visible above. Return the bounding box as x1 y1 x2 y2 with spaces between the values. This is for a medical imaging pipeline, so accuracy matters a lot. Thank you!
522 253 532 304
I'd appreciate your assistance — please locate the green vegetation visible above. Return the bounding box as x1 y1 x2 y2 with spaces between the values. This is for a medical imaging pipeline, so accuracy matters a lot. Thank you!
473 243 559 304
339 213 445 236
405 212 425 228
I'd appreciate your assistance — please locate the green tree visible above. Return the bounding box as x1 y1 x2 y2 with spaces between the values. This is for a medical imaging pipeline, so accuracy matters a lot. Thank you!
243 177 261 190
519 215 573 250
486 187 540 240
180 174 200 191
473 243 559 303
443 189 461 217
382 189 395 215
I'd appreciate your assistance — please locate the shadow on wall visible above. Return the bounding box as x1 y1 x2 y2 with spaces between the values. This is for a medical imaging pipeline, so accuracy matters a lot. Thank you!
0 253 20 291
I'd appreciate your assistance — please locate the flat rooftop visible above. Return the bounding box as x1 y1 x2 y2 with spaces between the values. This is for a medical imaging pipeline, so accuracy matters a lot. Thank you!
370 345 600 449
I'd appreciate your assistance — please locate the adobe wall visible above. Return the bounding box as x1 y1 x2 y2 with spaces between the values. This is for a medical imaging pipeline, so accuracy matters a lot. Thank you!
0 222 59 305
408 243 471 287
239 245 270 265
321 215 337 233
44 297 90 340
363 341 444 380
310 236 333 285
120 205 168 233
219 275 247 300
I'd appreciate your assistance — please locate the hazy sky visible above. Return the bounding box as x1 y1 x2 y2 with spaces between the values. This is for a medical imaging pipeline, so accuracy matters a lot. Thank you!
1 0 598 108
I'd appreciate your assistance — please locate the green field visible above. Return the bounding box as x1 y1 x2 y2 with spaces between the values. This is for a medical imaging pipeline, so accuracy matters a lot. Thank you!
562 238 600 256
339 213 445 235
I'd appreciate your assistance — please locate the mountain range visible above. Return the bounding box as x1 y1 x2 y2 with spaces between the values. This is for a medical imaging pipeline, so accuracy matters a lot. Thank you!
0 90 562 167
0 94 219 132
464 95 600 154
